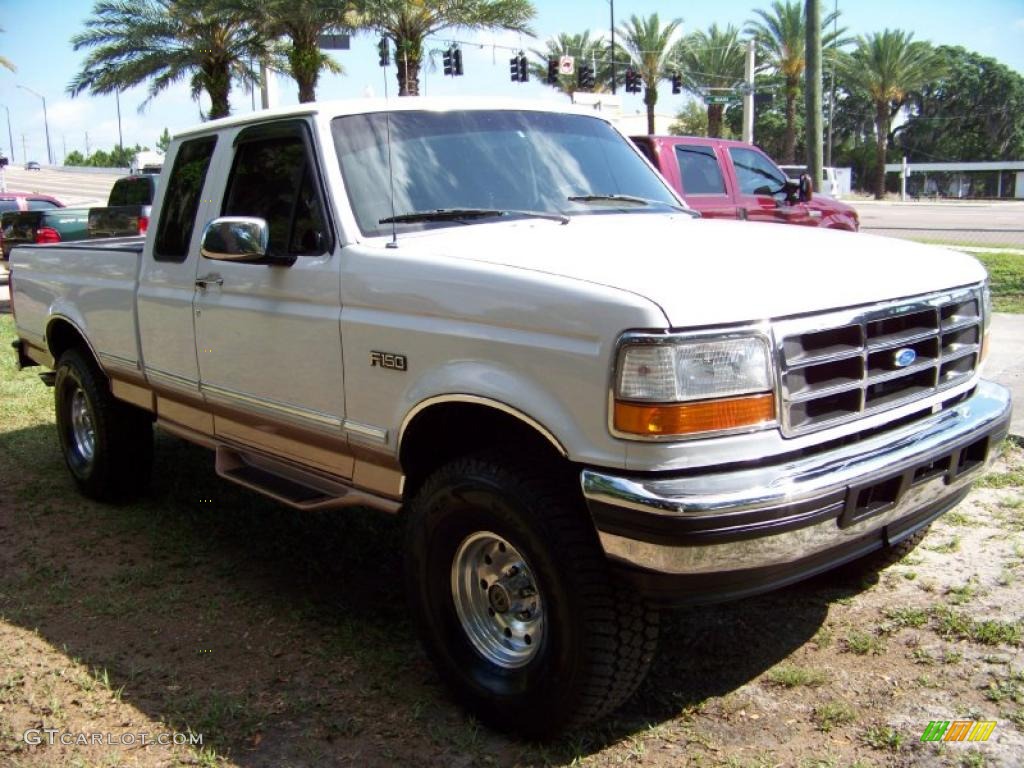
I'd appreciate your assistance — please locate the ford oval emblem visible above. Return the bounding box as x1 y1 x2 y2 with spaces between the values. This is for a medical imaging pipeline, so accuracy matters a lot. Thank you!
893 348 917 368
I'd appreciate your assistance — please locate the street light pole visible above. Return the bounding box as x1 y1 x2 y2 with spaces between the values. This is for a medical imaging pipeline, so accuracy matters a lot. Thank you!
0 104 13 163
17 84 53 166
115 90 123 153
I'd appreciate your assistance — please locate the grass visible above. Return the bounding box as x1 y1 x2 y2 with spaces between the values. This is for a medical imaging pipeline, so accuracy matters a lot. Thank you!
861 724 903 752
813 701 857 732
932 606 1023 646
844 631 885 656
966 250 1024 314
765 665 829 688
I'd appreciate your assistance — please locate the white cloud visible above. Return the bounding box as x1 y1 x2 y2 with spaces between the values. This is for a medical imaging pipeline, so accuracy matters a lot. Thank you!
1014 18 1024 30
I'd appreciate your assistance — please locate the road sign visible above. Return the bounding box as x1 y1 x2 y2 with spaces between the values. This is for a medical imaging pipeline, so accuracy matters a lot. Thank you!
704 94 739 105
318 33 351 50
559 56 575 76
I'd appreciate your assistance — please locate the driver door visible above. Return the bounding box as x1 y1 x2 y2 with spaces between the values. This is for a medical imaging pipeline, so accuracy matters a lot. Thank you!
192 120 351 477
728 146 812 226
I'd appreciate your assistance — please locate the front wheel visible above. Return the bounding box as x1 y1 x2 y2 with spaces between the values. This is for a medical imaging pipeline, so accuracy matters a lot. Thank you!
405 454 659 737
54 348 153 502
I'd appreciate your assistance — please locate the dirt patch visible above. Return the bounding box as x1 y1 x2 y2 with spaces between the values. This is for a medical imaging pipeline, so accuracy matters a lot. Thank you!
1 368 1022 766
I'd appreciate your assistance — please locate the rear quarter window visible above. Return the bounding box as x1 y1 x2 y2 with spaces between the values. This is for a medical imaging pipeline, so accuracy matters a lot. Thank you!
154 137 217 263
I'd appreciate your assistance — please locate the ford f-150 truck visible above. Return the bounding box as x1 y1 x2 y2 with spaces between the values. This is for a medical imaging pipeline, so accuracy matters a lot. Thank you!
632 135 860 230
8 99 1011 737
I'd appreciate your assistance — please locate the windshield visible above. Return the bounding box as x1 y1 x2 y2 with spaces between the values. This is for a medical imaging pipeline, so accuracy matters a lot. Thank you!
332 110 681 236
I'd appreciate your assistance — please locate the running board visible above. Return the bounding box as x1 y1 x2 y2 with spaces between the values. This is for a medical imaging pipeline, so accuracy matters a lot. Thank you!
215 445 401 514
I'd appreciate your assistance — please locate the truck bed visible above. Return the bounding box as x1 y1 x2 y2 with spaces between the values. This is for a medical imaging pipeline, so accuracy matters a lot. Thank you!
10 237 147 371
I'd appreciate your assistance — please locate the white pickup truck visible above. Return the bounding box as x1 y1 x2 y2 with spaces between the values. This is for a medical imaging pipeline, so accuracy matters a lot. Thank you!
9 99 1012 737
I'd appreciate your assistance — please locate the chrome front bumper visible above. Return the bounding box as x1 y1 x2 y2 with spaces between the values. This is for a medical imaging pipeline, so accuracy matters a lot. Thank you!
582 380 1012 602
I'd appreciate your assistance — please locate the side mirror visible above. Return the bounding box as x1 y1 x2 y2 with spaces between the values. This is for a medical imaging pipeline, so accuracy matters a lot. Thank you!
200 216 289 265
799 173 814 203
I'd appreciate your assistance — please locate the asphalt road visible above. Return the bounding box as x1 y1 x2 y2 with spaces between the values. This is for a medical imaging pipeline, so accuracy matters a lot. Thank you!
2 166 121 207
852 200 1024 249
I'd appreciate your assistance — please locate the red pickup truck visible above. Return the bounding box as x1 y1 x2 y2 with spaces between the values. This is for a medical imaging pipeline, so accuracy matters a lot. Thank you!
631 135 859 231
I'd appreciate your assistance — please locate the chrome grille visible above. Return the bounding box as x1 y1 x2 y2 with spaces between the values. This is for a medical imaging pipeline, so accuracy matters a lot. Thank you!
776 287 983 436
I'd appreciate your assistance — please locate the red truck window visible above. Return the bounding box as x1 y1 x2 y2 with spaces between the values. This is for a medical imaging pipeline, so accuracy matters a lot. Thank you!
729 146 787 196
674 145 727 195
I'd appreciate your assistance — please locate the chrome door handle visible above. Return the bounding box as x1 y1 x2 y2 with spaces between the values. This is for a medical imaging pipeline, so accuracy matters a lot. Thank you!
195 274 223 288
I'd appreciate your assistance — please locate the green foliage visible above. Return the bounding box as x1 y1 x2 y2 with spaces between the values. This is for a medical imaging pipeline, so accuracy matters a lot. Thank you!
744 1 848 162
617 13 685 135
671 23 744 138
897 45 1024 163
63 144 147 168
156 127 172 154
839 29 943 197
68 0 266 120
369 0 536 96
529 31 625 98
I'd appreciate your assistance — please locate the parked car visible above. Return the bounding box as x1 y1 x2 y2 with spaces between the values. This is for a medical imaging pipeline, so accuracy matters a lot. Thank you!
1 207 90 259
9 99 1009 737
0 192 65 258
631 135 859 230
88 174 160 238
24 160 41 171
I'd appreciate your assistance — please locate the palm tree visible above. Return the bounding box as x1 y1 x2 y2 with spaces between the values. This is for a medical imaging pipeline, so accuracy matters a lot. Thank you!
0 26 16 72
617 13 684 135
69 0 265 120
231 0 358 103
530 31 623 99
841 30 942 199
745 1 847 163
368 0 536 97
672 24 746 139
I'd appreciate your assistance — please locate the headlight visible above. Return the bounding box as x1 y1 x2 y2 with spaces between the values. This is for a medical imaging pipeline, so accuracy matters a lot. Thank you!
614 334 776 438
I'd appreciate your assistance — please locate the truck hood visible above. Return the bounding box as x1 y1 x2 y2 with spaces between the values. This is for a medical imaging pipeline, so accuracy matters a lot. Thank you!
383 214 987 327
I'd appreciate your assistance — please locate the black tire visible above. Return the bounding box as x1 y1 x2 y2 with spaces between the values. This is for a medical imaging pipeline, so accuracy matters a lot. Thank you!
405 453 659 738
54 348 153 502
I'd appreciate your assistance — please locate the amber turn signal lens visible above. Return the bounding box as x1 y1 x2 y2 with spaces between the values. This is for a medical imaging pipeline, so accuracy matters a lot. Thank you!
980 331 990 363
614 393 775 436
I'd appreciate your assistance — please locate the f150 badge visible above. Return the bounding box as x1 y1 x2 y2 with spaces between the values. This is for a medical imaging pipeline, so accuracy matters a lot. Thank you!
370 350 407 371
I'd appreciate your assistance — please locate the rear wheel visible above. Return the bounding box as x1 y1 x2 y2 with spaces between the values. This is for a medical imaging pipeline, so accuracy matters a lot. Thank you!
54 348 153 502
405 454 659 737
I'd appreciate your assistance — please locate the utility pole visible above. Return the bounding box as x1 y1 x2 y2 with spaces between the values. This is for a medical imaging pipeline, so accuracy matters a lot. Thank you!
742 39 755 144
21 133 26 160
1 104 13 163
804 0 823 192
85 131 90 156
17 84 53 165
609 0 616 95
115 90 123 153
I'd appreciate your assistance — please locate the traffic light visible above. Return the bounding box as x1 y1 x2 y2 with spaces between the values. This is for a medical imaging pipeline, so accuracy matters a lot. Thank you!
625 69 642 93
547 58 559 85
577 63 594 91
453 47 463 76
510 52 528 83
377 36 389 67
671 72 682 94
443 47 453 76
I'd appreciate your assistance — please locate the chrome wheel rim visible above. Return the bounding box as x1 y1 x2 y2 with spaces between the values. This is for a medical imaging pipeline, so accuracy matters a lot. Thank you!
70 388 96 463
451 531 544 669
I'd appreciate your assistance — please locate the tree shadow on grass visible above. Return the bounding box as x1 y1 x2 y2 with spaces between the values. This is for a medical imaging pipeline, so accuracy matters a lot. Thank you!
0 424 878 766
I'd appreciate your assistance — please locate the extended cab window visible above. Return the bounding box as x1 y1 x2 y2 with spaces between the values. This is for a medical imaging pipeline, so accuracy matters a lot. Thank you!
221 128 329 257
729 147 787 197
154 136 217 262
675 145 727 195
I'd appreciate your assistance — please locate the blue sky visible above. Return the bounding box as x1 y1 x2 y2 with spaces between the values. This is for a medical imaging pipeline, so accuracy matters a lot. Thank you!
1 0 1022 163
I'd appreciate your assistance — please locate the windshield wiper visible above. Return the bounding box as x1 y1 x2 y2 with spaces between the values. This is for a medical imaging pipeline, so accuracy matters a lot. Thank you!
380 208 568 225
568 194 696 216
